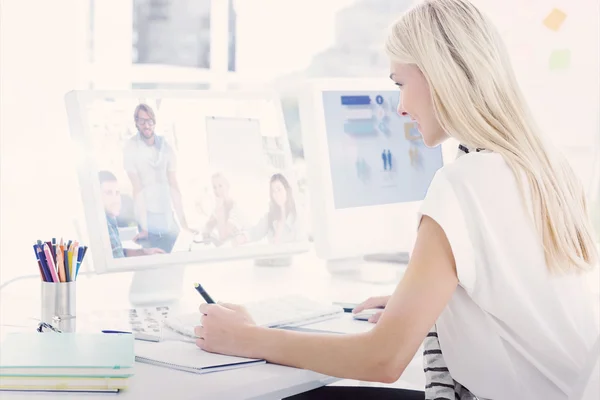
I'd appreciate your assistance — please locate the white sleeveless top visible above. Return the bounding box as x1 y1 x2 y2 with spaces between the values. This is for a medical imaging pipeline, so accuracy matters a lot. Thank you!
418 151 599 399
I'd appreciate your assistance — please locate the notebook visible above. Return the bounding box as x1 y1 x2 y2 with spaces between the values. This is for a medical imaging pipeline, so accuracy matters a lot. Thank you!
135 340 265 374
0 333 135 378
0 376 128 392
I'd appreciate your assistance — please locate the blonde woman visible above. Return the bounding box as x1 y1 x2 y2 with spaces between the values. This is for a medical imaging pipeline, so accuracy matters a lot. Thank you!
193 1 599 398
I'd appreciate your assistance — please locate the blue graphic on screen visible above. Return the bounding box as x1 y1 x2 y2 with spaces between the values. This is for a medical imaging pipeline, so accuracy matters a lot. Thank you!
322 91 443 209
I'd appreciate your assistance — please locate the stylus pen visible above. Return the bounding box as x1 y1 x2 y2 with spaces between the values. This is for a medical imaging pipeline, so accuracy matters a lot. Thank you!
194 282 215 304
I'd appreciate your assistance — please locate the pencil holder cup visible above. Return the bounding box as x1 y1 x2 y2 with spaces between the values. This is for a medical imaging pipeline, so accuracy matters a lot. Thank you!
41 281 76 332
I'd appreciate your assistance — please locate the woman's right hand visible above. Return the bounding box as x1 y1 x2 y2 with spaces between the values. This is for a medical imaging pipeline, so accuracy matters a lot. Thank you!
352 295 391 323
132 230 148 243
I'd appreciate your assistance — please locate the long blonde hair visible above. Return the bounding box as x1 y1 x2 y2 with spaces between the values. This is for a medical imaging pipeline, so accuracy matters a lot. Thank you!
386 0 598 273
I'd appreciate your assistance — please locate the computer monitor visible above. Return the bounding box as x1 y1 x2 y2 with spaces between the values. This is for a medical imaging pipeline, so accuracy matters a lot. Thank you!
299 79 446 270
65 90 308 304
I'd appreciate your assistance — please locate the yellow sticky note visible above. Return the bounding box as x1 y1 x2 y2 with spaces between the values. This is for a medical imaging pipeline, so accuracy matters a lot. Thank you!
549 49 571 70
543 8 567 32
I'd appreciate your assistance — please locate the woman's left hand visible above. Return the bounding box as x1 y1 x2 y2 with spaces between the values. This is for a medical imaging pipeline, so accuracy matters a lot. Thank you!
195 302 257 357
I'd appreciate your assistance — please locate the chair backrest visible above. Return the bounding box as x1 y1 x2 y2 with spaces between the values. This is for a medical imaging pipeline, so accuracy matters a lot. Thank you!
116 193 136 227
570 334 600 400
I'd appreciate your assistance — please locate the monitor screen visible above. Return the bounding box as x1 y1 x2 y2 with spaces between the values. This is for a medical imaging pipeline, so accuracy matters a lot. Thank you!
68 92 307 271
321 91 443 209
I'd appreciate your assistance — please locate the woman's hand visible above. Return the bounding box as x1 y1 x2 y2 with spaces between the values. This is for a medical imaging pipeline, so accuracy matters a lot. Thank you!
141 247 165 256
352 295 390 323
232 233 248 246
132 230 148 242
195 302 257 357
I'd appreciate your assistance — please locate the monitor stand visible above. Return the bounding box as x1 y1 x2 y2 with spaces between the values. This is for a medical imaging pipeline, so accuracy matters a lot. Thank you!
326 252 409 284
363 251 410 264
128 265 186 306
254 256 293 267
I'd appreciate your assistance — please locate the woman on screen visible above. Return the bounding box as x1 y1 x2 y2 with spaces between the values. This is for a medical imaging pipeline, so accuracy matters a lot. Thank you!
193 1 599 399
201 172 243 246
235 173 302 245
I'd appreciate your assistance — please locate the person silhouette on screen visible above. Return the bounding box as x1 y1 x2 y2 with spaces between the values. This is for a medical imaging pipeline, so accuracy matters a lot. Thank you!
382 150 388 170
202 173 243 246
235 173 303 246
123 103 196 253
98 171 165 258
387 149 393 170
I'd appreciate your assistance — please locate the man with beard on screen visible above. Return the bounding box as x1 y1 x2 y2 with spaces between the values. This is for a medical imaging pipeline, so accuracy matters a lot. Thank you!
123 103 194 253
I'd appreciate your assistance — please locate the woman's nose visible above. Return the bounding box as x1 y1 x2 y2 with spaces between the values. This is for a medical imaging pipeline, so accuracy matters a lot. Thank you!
397 103 407 117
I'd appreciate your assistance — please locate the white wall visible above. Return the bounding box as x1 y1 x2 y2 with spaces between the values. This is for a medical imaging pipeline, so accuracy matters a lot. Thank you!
475 0 599 188
0 0 89 283
234 0 355 79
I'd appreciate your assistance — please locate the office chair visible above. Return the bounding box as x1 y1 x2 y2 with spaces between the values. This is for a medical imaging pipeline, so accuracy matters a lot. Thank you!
117 194 136 228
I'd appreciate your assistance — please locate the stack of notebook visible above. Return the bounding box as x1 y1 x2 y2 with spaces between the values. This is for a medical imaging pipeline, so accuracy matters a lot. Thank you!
0 333 135 393
134 339 265 374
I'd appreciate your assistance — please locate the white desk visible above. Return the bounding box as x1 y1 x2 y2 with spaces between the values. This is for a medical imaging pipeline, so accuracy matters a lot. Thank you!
0 252 424 399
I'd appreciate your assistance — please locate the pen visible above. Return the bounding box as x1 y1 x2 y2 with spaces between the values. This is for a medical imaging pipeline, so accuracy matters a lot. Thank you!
43 244 59 282
35 257 46 281
102 330 160 342
33 245 49 282
194 283 215 304
74 247 84 281
69 242 77 281
58 249 68 282
35 245 51 282
55 247 65 282
45 241 55 264
51 238 57 262
76 246 87 279
63 248 69 281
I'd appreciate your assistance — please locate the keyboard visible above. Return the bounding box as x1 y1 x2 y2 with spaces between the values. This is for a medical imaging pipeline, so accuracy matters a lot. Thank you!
164 295 344 338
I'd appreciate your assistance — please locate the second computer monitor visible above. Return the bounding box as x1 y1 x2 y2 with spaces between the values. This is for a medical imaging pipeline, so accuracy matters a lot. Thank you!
300 79 444 261
65 90 308 274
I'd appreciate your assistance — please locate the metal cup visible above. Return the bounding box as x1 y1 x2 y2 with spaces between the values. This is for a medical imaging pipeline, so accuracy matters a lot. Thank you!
41 281 76 332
